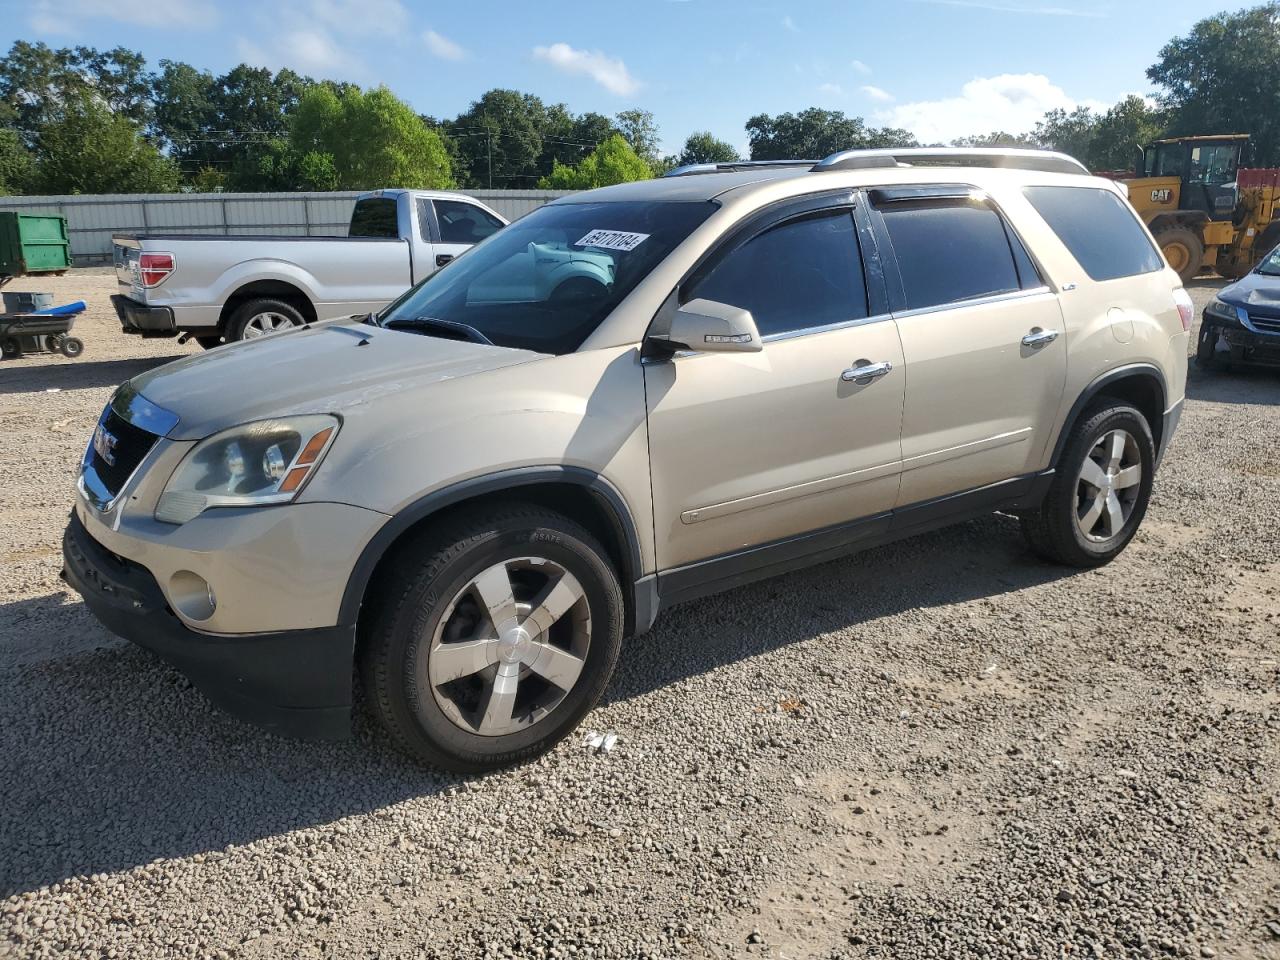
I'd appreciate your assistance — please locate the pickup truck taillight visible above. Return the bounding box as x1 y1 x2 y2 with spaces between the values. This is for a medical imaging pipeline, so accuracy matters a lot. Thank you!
139 252 175 288
1173 288 1194 332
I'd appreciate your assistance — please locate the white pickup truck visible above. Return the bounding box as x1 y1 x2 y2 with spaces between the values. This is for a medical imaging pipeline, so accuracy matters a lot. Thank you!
110 190 508 346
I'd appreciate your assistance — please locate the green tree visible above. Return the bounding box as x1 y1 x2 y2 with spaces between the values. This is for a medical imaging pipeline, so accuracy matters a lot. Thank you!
676 131 740 165
615 108 660 163
0 128 35 194
1087 96 1166 171
289 84 452 190
951 131 1038 148
447 89 551 188
746 108 918 159
34 92 178 194
1032 106 1099 162
539 133 651 189
1147 3 1280 165
0 41 152 141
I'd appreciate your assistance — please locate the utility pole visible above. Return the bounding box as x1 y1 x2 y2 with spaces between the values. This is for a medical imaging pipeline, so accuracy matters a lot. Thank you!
487 130 493 189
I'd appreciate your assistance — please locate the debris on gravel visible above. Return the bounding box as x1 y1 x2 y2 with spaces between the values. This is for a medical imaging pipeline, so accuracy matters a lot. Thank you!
1 273 1278 959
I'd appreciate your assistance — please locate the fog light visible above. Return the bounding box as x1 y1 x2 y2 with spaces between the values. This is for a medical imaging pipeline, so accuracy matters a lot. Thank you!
169 570 216 621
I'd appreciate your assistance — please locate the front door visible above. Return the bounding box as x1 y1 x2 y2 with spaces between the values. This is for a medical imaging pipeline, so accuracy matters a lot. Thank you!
644 204 905 572
430 198 506 271
870 191 1068 506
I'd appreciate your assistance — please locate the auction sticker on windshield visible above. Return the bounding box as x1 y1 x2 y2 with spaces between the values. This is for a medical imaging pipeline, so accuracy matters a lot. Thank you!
575 230 650 252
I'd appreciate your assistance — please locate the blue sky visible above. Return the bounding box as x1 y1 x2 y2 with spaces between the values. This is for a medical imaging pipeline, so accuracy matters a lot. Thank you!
1 0 1216 155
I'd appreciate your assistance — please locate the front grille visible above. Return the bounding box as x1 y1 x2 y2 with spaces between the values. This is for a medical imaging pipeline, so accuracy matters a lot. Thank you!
90 408 159 499
1248 313 1280 335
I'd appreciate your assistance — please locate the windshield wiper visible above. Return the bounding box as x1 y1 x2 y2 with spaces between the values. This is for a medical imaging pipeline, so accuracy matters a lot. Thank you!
383 316 493 345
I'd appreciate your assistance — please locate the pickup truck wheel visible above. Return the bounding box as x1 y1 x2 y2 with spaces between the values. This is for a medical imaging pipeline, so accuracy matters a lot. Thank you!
359 504 624 772
1021 403 1154 568
229 298 306 341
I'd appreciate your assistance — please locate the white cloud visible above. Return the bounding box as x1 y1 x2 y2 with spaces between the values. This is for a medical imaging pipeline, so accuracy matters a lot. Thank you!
309 0 410 35
29 0 218 31
880 73 1107 143
860 85 895 103
910 0 1105 15
423 29 466 61
782 14 799 31
532 43 640 96
237 29 346 75
851 59 872 75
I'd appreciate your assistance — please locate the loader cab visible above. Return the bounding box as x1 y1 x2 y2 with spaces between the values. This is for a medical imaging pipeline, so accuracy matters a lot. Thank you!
1140 135 1248 221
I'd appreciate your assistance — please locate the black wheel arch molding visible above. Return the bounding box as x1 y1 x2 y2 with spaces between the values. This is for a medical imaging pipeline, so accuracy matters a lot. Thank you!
1048 362 1171 468
339 465 650 636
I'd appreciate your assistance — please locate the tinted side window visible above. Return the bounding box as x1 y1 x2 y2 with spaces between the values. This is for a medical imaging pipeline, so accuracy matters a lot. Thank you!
1024 186 1163 281
435 200 504 244
348 198 399 238
691 209 867 337
879 201 1021 311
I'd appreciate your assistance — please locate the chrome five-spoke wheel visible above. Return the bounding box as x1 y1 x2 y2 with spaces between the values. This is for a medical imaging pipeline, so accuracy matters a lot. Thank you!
426 557 591 737
1075 428 1142 542
242 311 303 338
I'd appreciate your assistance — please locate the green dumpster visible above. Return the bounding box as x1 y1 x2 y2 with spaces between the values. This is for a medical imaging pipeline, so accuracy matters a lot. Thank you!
0 212 72 280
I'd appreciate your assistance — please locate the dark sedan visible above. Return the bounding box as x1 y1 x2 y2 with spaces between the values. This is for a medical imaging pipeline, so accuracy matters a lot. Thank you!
1198 243 1280 369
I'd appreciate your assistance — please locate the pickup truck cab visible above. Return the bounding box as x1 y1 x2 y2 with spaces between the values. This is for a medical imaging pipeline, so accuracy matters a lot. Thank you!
110 190 508 347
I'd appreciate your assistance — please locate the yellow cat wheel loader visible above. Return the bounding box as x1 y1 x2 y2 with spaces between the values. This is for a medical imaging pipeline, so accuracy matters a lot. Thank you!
1121 134 1280 283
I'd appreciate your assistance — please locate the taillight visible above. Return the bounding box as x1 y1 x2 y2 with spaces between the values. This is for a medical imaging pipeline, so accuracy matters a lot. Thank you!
1172 287 1194 332
139 252 175 287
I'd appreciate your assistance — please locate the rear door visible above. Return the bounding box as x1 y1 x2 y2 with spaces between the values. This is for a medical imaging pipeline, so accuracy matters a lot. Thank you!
870 187 1067 506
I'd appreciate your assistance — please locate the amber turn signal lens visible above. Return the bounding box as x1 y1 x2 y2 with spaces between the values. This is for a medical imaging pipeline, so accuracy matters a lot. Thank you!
279 466 311 493
296 427 334 465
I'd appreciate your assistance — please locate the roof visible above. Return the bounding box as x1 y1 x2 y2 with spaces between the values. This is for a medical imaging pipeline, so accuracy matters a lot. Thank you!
1150 134 1250 145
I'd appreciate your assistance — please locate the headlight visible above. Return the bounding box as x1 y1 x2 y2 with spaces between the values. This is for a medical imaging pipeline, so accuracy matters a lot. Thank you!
1204 298 1241 324
156 415 339 524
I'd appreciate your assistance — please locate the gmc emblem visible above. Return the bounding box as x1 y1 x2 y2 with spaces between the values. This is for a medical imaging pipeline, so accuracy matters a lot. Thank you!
92 423 118 466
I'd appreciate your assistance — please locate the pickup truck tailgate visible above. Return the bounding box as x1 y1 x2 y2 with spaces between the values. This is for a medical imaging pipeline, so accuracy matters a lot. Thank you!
113 236 143 294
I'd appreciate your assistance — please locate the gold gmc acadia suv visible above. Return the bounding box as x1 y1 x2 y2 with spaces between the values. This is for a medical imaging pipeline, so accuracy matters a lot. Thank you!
63 148 1194 772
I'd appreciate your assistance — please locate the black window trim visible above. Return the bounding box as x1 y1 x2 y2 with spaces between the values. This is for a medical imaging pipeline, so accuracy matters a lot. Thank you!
663 189 892 347
416 198 441 243
867 185 1054 317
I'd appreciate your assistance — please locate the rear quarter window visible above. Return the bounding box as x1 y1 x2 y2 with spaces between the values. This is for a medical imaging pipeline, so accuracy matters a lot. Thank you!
1023 186 1163 282
348 197 399 238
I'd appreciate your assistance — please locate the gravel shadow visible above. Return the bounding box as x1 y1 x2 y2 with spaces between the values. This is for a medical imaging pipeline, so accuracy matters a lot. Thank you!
0 356 185 395
1186 362 1280 405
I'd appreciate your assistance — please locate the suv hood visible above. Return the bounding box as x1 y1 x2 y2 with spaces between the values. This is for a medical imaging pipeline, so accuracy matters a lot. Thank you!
129 321 544 441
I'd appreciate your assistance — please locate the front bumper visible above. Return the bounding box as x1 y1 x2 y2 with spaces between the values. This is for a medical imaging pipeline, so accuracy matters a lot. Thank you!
1203 317 1280 367
62 510 355 740
112 294 176 336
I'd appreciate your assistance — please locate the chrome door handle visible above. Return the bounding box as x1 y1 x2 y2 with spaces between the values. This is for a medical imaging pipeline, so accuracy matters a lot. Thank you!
841 360 894 383
1021 328 1060 348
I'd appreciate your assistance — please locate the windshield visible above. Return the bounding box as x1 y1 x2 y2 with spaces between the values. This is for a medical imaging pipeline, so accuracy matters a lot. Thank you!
1257 245 1280 277
378 200 716 354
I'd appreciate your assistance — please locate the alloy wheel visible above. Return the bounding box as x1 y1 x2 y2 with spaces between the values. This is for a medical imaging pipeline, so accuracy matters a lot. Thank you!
243 311 302 338
424 557 591 737
1075 428 1142 542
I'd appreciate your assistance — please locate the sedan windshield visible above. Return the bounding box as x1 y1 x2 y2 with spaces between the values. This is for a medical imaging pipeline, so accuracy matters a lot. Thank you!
378 200 716 354
1257 245 1280 277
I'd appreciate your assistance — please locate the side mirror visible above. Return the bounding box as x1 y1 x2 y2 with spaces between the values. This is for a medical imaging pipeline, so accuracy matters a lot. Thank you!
654 298 763 354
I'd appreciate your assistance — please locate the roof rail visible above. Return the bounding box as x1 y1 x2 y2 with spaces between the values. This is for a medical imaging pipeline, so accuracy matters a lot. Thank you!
663 160 817 178
812 147 1088 176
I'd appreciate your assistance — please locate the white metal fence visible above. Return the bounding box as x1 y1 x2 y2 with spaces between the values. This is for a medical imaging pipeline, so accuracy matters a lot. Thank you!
0 189 573 264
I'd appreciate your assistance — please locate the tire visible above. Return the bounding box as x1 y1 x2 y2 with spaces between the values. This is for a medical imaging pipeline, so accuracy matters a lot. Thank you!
1153 226 1204 285
359 503 625 772
194 335 223 350
1021 402 1155 568
1 337 19 359
57 336 84 358
228 298 306 342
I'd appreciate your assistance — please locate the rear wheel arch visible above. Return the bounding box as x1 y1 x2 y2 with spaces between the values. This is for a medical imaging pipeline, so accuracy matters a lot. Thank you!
1050 366 1167 469
218 279 317 333
343 468 647 642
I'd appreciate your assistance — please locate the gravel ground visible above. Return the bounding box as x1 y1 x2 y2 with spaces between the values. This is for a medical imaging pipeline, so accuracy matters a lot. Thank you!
1 270 1278 960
